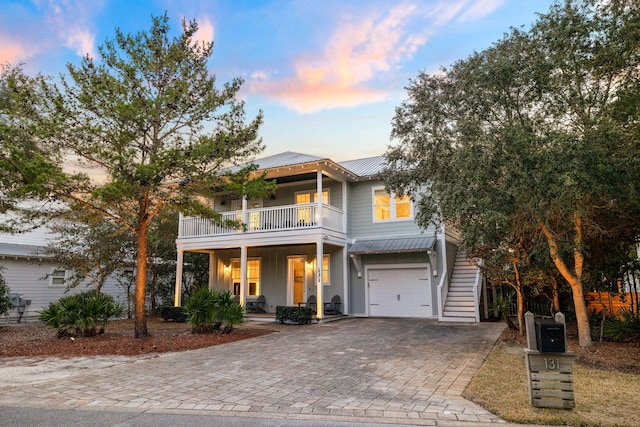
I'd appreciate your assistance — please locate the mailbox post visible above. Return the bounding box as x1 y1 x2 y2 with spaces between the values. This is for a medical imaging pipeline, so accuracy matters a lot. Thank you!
524 311 576 409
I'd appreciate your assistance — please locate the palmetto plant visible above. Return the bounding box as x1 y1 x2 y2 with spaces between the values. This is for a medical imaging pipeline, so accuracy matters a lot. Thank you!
39 291 124 338
185 287 244 334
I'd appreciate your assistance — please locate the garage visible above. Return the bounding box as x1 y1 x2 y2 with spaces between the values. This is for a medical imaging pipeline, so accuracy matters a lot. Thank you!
367 265 432 317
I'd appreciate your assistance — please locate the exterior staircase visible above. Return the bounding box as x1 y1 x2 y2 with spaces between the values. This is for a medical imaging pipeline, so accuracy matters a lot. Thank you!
442 252 479 322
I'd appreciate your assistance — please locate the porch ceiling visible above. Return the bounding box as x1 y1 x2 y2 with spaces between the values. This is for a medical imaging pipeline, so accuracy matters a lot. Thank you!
348 236 436 254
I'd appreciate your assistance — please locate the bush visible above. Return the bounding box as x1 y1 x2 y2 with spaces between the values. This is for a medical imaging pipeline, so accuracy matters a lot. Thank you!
275 306 312 324
39 291 125 338
160 306 188 322
602 308 640 342
0 270 11 317
184 288 244 334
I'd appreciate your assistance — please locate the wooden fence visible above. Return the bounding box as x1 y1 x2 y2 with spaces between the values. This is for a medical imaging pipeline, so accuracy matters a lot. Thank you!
585 292 639 315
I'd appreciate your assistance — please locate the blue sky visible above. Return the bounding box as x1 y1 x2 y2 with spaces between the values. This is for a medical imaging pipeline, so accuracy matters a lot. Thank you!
1 0 555 161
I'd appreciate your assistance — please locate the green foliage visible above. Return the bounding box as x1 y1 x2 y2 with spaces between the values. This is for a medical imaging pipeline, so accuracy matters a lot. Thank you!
602 309 640 342
3 14 270 338
275 306 312 325
491 290 514 321
0 270 11 316
39 291 125 338
160 306 188 323
184 288 244 334
384 0 640 347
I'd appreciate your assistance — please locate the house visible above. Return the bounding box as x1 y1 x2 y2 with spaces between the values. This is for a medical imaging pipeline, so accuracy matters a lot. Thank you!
0 217 129 322
173 151 483 321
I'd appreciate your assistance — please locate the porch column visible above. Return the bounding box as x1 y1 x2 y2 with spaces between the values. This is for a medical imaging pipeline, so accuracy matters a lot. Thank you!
316 240 324 319
341 179 347 232
316 170 323 227
208 251 215 290
174 249 184 307
242 196 248 231
240 245 247 306
342 246 349 315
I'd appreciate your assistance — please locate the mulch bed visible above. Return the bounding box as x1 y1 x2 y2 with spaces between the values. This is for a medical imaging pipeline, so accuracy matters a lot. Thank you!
0 318 273 358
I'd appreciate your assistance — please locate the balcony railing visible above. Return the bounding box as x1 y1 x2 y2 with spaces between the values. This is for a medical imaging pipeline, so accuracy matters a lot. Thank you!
179 203 344 238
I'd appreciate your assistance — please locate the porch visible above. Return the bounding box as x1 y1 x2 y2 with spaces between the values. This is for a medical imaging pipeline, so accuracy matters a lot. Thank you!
244 312 348 323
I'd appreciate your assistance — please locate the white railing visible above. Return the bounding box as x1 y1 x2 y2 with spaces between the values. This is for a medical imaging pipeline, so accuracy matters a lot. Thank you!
472 260 483 322
179 203 344 238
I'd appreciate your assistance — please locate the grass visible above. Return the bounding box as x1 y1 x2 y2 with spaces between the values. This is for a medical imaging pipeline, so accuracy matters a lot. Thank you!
464 342 640 427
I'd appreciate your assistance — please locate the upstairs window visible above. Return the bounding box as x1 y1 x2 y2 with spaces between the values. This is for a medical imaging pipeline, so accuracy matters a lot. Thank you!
372 187 413 222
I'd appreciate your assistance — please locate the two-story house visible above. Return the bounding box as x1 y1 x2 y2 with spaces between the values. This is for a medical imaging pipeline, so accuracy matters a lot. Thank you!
173 151 483 322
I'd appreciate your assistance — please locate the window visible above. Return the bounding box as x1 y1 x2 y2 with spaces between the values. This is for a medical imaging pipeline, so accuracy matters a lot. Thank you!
295 190 329 224
372 187 413 222
322 255 330 285
50 269 66 287
231 259 261 296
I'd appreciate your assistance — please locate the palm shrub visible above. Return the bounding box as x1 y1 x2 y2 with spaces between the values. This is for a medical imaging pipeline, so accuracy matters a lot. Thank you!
602 308 640 342
185 287 244 334
0 270 11 317
39 291 124 338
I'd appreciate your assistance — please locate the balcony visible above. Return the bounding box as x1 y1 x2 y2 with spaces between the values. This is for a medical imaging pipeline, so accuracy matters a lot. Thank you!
179 203 345 238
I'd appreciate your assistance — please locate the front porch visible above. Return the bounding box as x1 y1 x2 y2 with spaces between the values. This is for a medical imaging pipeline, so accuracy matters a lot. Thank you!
244 312 348 323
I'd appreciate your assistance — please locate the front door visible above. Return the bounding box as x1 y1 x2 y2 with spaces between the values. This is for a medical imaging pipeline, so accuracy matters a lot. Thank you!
288 257 306 306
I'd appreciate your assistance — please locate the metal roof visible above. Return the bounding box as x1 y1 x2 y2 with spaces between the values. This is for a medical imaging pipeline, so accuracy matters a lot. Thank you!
338 156 387 178
248 151 326 170
0 243 46 258
348 236 436 254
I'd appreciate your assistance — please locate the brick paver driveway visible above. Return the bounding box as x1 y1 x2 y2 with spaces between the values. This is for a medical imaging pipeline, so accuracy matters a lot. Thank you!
0 318 505 425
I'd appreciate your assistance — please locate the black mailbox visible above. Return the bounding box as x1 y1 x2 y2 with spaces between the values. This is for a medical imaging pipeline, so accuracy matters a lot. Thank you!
535 320 565 353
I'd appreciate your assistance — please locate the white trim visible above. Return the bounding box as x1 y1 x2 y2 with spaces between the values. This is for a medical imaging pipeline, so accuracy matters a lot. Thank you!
48 268 66 288
231 256 261 300
371 186 414 223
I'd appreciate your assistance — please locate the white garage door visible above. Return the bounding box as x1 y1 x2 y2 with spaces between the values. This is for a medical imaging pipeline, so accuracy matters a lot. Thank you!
368 267 431 317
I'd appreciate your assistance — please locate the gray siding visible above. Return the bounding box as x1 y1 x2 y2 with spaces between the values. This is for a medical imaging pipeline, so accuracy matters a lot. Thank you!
1 257 127 322
347 180 433 239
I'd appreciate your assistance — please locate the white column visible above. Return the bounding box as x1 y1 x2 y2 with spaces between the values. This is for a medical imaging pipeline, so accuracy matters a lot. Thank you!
316 170 323 227
174 250 184 307
341 179 347 232
208 252 215 290
342 246 349 315
316 240 324 319
240 246 247 306
242 195 248 231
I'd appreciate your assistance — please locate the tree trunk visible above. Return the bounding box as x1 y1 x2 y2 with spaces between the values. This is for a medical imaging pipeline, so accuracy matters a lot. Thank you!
516 287 525 335
134 224 149 338
541 222 592 347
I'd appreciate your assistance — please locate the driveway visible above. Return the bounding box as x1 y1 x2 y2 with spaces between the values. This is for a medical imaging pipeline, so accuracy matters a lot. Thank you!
0 318 505 425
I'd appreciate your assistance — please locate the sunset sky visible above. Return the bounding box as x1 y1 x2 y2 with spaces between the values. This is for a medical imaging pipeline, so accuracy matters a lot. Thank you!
1 0 555 161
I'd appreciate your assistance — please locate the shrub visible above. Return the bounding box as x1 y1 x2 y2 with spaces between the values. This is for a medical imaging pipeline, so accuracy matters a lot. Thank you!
39 291 124 338
184 288 244 334
160 306 188 322
0 270 11 317
602 308 640 342
275 306 312 324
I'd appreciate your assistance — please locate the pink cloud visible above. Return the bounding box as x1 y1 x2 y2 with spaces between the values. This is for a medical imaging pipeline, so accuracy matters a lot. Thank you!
193 16 215 46
248 3 427 113
0 37 30 64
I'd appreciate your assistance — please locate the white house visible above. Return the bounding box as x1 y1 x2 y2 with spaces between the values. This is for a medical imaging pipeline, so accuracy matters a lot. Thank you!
174 151 483 322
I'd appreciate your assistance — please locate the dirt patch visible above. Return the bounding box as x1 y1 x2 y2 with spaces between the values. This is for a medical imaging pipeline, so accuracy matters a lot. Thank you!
498 323 640 375
0 317 274 358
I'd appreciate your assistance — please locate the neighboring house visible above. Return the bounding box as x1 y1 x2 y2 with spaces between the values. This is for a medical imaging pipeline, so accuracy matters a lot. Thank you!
174 151 483 322
0 220 129 322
